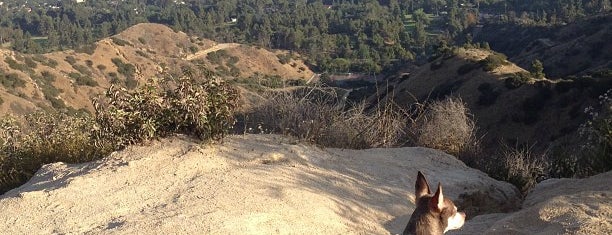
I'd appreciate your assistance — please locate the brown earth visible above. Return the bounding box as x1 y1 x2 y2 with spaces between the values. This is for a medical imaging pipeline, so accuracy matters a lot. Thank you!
0 23 314 116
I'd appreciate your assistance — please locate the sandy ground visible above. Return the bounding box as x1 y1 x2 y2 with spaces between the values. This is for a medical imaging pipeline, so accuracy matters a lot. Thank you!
1 134 610 234
453 171 612 235
0 134 523 234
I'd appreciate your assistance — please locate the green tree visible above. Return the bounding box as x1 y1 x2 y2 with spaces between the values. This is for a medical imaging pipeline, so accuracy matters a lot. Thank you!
531 59 545 79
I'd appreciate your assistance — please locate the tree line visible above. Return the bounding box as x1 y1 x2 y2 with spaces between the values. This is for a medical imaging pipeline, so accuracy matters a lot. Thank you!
0 0 607 73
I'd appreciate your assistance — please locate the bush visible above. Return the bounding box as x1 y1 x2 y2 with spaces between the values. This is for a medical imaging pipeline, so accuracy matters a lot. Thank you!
504 72 531 89
72 64 92 76
111 37 132 47
0 72 26 89
480 53 508 71
244 89 408 149
4 57 31 73
135 50 150 59
477 83 500 106
24 57 37 69
65 56 77 65
69 72 98 87
576 89 612 175
138 37 146 44
412 97 477 155
0 113 115 194
75 44 97 55
97 64 107 71
496 144 547 194
94 68 238 147
277 54 291 64
111 58 136 79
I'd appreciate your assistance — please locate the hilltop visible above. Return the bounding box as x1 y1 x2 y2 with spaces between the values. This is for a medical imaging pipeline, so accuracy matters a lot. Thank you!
0 23 313 116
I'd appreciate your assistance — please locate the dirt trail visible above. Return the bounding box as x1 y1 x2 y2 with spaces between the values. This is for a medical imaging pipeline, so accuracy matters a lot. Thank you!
185 43 240 60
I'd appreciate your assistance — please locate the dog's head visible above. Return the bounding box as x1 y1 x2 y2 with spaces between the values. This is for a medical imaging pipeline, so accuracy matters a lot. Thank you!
403 171 465 235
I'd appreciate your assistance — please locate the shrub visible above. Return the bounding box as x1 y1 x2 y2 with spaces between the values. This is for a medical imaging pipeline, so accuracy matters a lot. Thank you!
504 72 531 89
412 97 477 155
576 89 612 175
480 53 508 71
24 57 37 69
138 37 146 44
0 72 26 89
69 72 98 87
97 64 107 71
0 97 3 105
85 60 94 67
75 44 97 55
65 56 77 65
72 64 92 76
94 68 238 147
477 83 500 106
111 37 132 47
4 57 31 73
496 143 547 194
277 54 291 64
0 113 115 194
46 58 58 68
111 58 136 79
135 50 150 59
244 89 408 149
207 51 223 65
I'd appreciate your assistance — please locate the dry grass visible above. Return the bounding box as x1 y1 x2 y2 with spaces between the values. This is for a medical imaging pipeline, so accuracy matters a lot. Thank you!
412 97 478 155
242 88 408 149
498 143 547 194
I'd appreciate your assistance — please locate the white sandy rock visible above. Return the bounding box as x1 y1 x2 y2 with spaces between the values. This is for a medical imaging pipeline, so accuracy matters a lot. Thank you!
452 171 612 235
0 134 519 234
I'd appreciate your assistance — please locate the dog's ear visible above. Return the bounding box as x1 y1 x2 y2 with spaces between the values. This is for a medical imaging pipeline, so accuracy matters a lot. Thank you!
415 171 431 200
429 183 446 212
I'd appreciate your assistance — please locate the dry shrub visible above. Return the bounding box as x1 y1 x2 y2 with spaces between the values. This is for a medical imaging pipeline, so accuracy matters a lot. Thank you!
0 113 114 194
497 143 547 194
245 88 408 149
413 97 477 155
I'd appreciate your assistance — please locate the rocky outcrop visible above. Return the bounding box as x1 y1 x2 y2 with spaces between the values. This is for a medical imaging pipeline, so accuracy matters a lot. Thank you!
0 134 519 234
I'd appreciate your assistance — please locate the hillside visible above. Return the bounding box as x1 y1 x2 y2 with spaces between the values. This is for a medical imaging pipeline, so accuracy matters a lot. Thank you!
1 134 609 234
0 23 314 116
381 48 611 149
474 13 612 78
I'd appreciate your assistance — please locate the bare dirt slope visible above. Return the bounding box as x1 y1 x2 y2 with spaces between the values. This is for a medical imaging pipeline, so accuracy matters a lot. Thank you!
0 134 520 234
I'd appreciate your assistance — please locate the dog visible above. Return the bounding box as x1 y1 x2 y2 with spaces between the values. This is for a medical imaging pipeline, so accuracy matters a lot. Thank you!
402 171 465 235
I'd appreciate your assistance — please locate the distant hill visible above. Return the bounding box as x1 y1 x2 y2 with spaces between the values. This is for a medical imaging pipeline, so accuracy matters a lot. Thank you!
474 13 612 78
379 48 611 149
0 23 314 116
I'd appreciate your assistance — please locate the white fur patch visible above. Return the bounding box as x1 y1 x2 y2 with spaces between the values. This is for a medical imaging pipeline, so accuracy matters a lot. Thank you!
444 206 466 233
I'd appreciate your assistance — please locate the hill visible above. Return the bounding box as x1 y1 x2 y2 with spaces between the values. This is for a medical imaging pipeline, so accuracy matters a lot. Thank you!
474 13 612 78
0 134 609 234
0 23 314 116
380 48 610 150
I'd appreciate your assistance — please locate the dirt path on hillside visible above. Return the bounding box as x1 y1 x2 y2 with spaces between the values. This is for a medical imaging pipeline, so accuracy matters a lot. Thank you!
185 43 240 60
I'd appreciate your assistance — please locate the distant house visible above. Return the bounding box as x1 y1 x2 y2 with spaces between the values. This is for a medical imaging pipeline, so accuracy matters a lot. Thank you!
75 0 86 3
